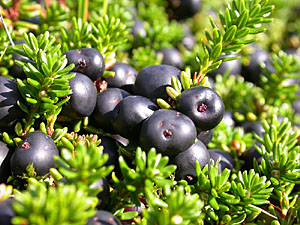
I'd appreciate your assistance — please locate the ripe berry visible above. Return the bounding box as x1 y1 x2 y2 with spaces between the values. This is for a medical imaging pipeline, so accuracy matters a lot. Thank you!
132 20 147 41
107 62 137 93
10 131 59 176
241 46 270 85
92 88 130 133
0 76 24 130
181 25 195 51
0 198 15 225
139 109 197 156
169 0 202 20
134 65 181 102
176 86 224 131
87 210 122 225
241 121 264 137
65 48 105 81
209 149 235 172
0 141 12 183
161 48 184 69
171 140 210 184
112 95 158 139
89 178 110 210
197 129 214 146
67 72 97 117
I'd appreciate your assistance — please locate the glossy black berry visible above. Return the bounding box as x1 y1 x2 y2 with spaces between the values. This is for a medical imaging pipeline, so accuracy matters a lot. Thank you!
241 121 264 137
209 149 235 173
112 96 158 139
0 76 24 130
176 86 224 131
90 178 110 210
92 88 130 133
134 65 181 102
0 198 15 225
241 46 270 85
67 72 97 117
197 129 214 146
169 0 202 20
106 62 137 93
139 109 197 156
87 210 122 225
161 48 184 69
222 111 235 127
99 136 119 168
171 140 210 184
181 25 195 51
0 141 12 183
10 131 59 176
132 20 147 41
65 48 105 81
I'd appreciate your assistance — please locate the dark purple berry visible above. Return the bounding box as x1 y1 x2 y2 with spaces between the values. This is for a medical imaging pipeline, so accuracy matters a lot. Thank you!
87 210 122 225
176 86 224 131
92 88 130 133
99 136 119 168
0 141 12 183
10 131 59 176
139 109 197 156
241 46 270 85
169 0 202 20
112 96 158 139
107 62 137 93
65 48 105 81
181 25 195 51
132 20 147 41
90 178 110 210
222 111 235 127
0 76 24 130
241 121 264 137
197 129 214 146
0 198 15 225
161 48 184 69
134 65 181 102
67 72 97 117
209 149 235 172
171 140 210 184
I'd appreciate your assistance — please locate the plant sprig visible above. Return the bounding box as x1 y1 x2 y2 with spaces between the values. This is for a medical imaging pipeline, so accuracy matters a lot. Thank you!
13 31 75 136
196 0 274 81
54 138 113 196
12 182 97 225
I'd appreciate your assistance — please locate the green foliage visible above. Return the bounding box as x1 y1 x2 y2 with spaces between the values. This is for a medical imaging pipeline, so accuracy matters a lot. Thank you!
214 73 264 118
192 161 273 224
90 14 129 59
38 0 71 37
54 139 113 196
208 121 255 170
136 3 185 49
260 51 300 107
89 0 135 28
140 182 204 225
14 31 75 135
130 46 163 71
0 183 13 201
60 17 92 53
12 182 96 225
254 116 300 185
112 148 176 206
194 0 274 85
